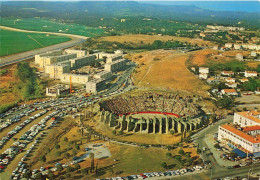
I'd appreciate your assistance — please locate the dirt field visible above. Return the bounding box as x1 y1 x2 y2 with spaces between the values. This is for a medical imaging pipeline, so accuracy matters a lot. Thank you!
0 64 20 106
129 49 209 97
98 34 214 46
189 49 218 66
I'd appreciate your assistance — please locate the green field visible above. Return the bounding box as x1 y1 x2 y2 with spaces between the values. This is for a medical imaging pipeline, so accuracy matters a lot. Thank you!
0 18 104 37
0 29 71 57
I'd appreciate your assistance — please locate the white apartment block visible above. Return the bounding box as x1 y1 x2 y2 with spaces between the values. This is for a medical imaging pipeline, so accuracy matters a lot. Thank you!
94 71 112 80
60 73 92 84
45 61 71 79
36 53 77 68
69 55 95 69
224 43 260 50
233 111 260 127
46 84 69 97
104 59 127 72
218 111 260 153
106 55 123 64
94 50 123 60
218 125 260 153
35 50 62 65
65 49 87 58
86 79 106 94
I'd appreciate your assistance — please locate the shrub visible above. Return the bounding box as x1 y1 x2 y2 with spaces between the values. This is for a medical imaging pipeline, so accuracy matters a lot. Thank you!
178 149 185 155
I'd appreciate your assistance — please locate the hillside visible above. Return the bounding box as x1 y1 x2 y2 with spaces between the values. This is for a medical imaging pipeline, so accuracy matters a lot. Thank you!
1 1 259 28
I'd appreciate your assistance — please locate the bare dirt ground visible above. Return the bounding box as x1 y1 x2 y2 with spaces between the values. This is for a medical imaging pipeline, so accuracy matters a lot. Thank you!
0 64 20 106
129 49 209 97
98 34 214 46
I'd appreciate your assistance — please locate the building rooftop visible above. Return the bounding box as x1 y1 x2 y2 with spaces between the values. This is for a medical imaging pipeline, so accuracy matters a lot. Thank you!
222 71 234 74
245 71 257 74
220 124 260 143
222 89 237 93
243 125 260 132
236 111 260 124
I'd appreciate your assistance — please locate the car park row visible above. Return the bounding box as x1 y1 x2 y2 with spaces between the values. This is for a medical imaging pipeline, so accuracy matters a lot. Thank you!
96 165 204 180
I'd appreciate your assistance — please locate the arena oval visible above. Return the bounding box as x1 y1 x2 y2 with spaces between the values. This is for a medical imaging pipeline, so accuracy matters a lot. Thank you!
98 92 205 134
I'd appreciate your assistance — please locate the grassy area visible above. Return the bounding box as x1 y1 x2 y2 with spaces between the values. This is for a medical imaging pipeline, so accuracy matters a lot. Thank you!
0 17 104 38
130 50 209 97
0 29 71 56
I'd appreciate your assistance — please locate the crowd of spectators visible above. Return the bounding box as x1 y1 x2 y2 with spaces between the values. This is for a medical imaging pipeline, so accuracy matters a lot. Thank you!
101 92 200 118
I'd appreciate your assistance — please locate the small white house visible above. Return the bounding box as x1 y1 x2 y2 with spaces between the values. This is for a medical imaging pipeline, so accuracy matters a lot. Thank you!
199 67 209 74
225 82 238 88
199 73 208 80
221 89 238 96
245 71 258 78
221 71 234 76
225 77 236 83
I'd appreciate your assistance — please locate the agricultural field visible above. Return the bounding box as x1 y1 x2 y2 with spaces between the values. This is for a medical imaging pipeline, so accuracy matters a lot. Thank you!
0 29 71 57
0 18 104 37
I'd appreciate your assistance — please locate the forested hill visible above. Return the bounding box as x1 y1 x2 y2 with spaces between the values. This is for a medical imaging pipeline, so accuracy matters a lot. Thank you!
1 1 260 28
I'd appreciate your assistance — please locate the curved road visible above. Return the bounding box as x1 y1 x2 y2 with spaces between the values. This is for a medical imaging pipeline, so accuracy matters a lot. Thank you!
0 25 89 67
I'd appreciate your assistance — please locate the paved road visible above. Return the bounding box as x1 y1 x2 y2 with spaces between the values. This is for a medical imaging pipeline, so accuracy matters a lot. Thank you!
0 25 88 67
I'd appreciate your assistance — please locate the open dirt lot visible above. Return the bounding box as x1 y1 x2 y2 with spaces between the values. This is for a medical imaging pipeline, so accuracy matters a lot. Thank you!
98 34 214 46
129 49 209 97
0 64 20 106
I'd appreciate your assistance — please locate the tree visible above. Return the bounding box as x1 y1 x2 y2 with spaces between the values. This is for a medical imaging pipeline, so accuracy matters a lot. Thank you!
166 152 172 157
185 152 191 158
170 130 175 135
64 137 68 142
55 144 60 149
56 151 61 157
66 166 73 173
178 149 185 155
56 164 63 171
214 143 221 149
23 170 32 179
90 153 95 172
118 131 123 135
175 155 182 162
40 155 46 162
197 148 202 154
75 144 80 150
64 152 70 159
72 149 77 156
47 170 55 179
161 162 167 169
74 163 81 170
35 172 43 180
186 157 193 166
112 130 117 135
81 168 89 175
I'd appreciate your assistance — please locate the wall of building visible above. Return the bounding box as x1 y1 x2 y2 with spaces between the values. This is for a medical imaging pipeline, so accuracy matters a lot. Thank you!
69 55 95 69
234 113 259 127
60 73 92 84
218 126 254 152
65 49 87 58
104 59 127 72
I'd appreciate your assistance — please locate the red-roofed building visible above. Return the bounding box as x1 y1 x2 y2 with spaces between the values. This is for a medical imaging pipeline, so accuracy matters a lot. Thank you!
221 89 238 96
218 110 260 153
234 111 260 127
218 124 260 153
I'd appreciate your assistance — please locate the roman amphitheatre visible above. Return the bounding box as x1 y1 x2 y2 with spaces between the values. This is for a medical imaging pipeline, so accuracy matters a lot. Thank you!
88 90 206 145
